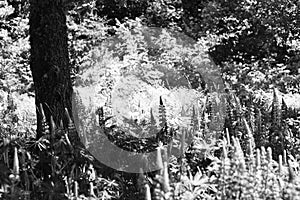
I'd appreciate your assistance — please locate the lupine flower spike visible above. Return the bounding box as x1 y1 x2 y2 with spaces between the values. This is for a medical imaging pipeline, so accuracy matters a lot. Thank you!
225 128 230 146
278 155 283 174
13 147 20 181
267 147 272 162
288 160 295 183
74 181 78 197
283 150 287 165
145 184 152 200
90 182 95 197
256 149 261 169
156 145 163 174
222 139 228 159
162 161 170 193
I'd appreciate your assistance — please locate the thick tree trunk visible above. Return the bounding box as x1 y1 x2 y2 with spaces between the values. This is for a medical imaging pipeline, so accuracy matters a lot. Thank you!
29 0 73 138
29 1 104 186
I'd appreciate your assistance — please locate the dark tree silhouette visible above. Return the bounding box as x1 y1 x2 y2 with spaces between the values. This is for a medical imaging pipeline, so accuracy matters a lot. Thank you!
29 0 74 138
28 0 87 183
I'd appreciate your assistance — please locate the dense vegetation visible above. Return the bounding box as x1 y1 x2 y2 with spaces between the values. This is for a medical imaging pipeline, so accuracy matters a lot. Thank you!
0 0 300 199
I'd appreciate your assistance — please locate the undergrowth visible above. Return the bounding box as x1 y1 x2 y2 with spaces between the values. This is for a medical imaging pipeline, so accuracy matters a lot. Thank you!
0 4 300 200
0 86 300 200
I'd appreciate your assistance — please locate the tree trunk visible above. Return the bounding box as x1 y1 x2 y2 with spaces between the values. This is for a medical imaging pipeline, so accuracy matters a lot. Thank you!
29 1 104 186
29 0 73 138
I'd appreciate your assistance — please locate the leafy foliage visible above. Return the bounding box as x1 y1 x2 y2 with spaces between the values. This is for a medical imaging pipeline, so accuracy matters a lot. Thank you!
0 1 300 200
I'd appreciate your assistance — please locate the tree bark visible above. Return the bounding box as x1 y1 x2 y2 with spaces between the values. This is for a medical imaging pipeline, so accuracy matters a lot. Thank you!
29 0 73 138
